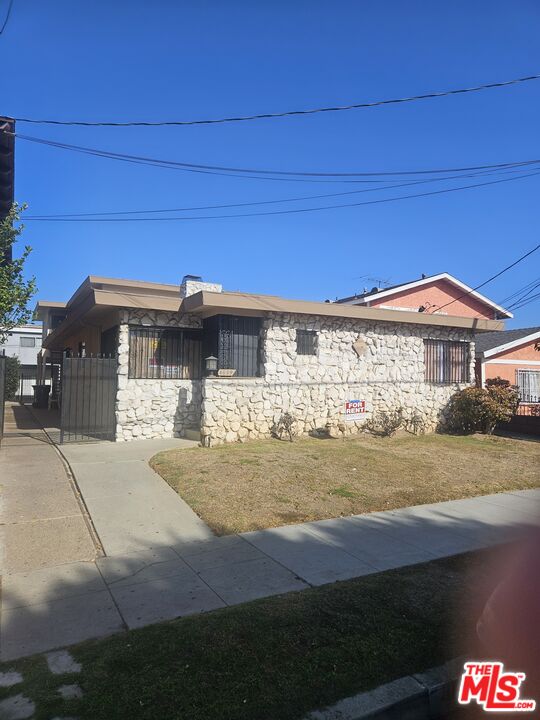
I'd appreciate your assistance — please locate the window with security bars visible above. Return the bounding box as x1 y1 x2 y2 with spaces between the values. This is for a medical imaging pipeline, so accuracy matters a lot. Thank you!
424 339 469 384
296 329 317 356
128 327 202 379
516 369 540 403
203 315 261 377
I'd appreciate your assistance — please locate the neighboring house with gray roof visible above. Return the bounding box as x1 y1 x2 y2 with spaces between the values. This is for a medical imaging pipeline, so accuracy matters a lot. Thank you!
475 326 540 405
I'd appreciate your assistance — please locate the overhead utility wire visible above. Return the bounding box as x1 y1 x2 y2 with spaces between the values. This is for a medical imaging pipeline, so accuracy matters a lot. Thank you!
24 169 540 222
0 0 13 35
9 73 540 127
499 276 540 305
507 289 540 311
499 276 540 304
26 165 540 219
9 130 540 180
434 243 540 314
506 281 540 310
512 293 540 310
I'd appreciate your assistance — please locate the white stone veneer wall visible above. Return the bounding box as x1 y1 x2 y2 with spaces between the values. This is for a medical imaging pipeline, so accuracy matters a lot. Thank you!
200 313 475 446
115 309 202 441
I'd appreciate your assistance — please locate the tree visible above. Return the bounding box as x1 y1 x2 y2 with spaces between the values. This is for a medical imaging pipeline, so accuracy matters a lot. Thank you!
4 356 20 400
0 203 36 343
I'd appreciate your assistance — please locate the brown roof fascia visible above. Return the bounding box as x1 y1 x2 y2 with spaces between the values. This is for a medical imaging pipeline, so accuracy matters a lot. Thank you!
183 290 504 332
42 289 98 349
93 289 182 312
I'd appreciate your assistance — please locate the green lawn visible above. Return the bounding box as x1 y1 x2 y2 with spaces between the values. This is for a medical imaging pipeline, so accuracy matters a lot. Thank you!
150 432 540 534
0 550 496 720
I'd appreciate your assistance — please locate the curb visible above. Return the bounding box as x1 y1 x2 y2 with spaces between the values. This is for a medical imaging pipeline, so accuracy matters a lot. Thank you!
306 657 464 720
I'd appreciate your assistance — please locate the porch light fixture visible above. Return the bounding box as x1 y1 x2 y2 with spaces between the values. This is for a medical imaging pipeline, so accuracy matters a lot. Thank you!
205 355 218 377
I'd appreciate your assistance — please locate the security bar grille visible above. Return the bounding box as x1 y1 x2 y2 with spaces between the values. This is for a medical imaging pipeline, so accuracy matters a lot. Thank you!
216 316 261 377
516 369 540 403
296 329 317 356
424 339 469 384
128 327 203 379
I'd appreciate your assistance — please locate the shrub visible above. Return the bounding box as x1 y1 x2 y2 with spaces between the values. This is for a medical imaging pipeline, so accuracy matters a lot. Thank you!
4 356 20 401
272 412 297 442
446 377 519 435
365 407 404 437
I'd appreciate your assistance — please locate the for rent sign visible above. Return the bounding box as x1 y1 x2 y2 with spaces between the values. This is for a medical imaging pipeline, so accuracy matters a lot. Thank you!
344 400 366 421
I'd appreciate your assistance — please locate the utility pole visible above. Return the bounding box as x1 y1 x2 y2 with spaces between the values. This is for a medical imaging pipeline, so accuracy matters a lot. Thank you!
0 116 15 264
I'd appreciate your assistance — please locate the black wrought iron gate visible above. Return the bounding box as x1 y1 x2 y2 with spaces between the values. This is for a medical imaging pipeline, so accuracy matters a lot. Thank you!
60 356 117 443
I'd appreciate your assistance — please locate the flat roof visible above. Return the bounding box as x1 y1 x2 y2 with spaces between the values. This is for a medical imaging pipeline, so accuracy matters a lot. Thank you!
183 290 504 331
39 275 505 350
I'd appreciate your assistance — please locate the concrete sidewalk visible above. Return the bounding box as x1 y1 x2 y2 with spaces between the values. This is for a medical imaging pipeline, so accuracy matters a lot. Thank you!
0 403 98 574
2 467 539 659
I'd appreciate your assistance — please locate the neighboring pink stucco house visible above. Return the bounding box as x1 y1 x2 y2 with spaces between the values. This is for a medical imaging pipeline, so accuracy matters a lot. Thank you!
474 327 540 410
336 272 512 321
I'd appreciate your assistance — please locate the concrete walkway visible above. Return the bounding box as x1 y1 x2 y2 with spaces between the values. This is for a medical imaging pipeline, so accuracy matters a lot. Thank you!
59 438 213 555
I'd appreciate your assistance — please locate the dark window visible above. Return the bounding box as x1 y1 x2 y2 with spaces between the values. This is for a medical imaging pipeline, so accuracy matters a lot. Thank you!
128 327 202 379
20 336 36 348
296 329 317 356
100 325 118 357
50 314 66 330
203 315 261 377
424 340 469 384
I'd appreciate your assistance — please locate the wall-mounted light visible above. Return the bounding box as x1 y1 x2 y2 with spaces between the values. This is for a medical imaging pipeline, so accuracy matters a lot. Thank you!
205 355 218 377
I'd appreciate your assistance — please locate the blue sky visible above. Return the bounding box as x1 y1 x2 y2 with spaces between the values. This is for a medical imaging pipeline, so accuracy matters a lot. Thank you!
2 0 539 326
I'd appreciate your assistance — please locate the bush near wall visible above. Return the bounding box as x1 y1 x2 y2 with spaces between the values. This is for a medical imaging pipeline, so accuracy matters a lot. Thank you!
4 356 20 401
446 377 519 435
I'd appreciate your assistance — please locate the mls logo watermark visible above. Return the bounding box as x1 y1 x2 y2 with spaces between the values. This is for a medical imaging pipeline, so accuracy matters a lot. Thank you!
458 661 536 712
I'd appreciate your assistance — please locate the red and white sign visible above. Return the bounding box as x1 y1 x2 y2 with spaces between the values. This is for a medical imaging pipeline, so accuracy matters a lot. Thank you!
458 661 536 712
344 400 366 421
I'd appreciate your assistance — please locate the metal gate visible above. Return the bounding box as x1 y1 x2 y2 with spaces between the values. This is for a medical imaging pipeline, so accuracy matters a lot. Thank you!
17 367 38 403
0 353 5 446
60 356 118 443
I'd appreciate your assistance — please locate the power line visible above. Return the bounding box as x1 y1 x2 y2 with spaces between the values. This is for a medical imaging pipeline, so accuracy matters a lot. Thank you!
508 289 540 311
499 277 540 304
8 73 540 127
507 281 540 310
24 169 540 222
499 276 540 305
9 130 540 179
24 165 540 219
0 0 13 35
433 243 540 314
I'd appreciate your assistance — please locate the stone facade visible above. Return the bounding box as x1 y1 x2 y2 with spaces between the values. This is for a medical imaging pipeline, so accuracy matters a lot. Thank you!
115 309 202 441
114 308 475 444
199 313 475 446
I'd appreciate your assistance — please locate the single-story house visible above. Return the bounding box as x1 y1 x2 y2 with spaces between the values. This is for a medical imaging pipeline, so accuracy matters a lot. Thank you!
475 327 540 407
35 273 508 445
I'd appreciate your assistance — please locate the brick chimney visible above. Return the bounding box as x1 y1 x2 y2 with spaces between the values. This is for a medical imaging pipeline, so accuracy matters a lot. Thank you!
179 274 223 299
